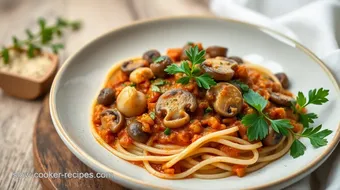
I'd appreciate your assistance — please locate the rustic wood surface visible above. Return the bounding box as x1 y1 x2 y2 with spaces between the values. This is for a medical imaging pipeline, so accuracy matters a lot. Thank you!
33 95 126 190
0 0 210 189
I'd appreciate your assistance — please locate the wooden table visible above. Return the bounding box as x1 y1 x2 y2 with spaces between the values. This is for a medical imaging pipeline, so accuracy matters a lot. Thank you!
0 0 211 189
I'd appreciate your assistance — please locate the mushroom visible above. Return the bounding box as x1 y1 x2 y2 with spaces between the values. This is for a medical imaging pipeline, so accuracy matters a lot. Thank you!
127 121 150 143
206 46 228 58
97 88 115 106
269 92 294 107
275 72 289 89
150 56 173 78
155 89 197 128
100 109 125 133
143 50 161 64
116 86 147 117
129 67 154 84
121 59 146 74
207 83 243 117
228 56 244 64
201 58 238 81
262 126 283 146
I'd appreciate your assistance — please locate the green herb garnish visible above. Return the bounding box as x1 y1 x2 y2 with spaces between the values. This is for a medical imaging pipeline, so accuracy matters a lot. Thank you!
164 128 171 135
149 112 156 120
231 80 249 93
164 45 216 89
151 79 166 93
205 107 213 114
241 88 331 158
1 17 81 63
153 56 166 63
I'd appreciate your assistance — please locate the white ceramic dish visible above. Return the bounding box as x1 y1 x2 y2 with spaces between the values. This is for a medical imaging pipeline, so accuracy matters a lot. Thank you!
50 16 340 190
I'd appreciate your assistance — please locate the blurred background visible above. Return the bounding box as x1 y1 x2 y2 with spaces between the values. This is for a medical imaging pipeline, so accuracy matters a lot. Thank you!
0 0 338 189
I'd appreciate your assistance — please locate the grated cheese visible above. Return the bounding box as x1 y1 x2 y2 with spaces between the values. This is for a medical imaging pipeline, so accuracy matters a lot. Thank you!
0 50 52 79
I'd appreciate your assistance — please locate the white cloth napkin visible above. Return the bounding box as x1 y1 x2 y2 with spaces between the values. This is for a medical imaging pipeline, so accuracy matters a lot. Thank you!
210 0 340 189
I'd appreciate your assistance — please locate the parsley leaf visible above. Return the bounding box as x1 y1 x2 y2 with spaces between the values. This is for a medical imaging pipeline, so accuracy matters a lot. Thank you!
243 89 268 112
195 73 216 89
231 80 249 93
205 107 213 114
151 85 161 92
299 113 318 128
185 45 205 65
164 128 171 135
165 45 216 89
1 47 9 64
242 114 268 141
149 112 156 120
307 88 329 105
153 56 166 63
290 139 306 158
270 119 292 136
152 79 166 86
301 125 332 148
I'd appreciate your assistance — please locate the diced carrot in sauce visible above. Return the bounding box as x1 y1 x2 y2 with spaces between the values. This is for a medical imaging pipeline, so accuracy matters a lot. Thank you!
166 48 182 62
93 104 106 125
220 145 240 157
232 165 246 177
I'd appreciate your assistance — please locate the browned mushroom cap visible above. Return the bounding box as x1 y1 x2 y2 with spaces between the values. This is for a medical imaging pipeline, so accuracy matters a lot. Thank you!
143 50 161 64
150 56 173 78
100 109 125 133
269 92 294 107
207 83 243 117
228 56 244 64
206 46 228 58
121 59 146 74
155 89 197 128
97 88 115 106
275 73 289 89
201 58 238 81
262 126 283 146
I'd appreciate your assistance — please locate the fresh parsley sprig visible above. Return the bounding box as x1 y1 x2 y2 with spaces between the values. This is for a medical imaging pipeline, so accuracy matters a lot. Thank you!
151 79 167 93
241 89 293 141
1 17 81 64
292 88 329 128
239 81 331 158
164 45 216 89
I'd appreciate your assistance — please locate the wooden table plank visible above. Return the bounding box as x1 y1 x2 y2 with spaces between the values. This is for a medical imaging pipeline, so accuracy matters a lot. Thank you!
0 1 211 189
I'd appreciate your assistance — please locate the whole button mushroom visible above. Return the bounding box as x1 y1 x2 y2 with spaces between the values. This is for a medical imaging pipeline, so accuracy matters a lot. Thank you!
116 86 147 117
201 58 238 81
150 56 173 78
129 67 154 84
262 126 283 146
206 46 228 58
100 109 125 133
142 50 161 64
121 59 146 74
127 121 150 143
97 88 115 106
275 72 289 89
269 92 294 107
156 89 197 128
207 83 243 117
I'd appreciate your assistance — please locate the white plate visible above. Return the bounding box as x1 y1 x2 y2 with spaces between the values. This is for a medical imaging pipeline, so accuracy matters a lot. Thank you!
50 16 340 190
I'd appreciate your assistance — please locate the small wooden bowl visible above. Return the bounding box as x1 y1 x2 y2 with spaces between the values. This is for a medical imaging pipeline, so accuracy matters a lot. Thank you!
0 53 58 99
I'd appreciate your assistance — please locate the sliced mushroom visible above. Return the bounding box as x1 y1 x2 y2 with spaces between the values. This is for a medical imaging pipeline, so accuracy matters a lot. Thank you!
129 67 154 84
97 88 115 106
206 46 228 58
207 83 243 117
156 89 197 128
150 56 173 78
228 56 244 64
121 59 146 74
127 121 150 143
100 109 125 133
262 126 283 146
269 92 294 107
143 50 161 64
201 58 238 81
275 73 289 89
117 86 147 117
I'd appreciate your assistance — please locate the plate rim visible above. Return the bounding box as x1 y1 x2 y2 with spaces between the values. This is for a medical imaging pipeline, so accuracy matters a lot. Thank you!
49 15 340 190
